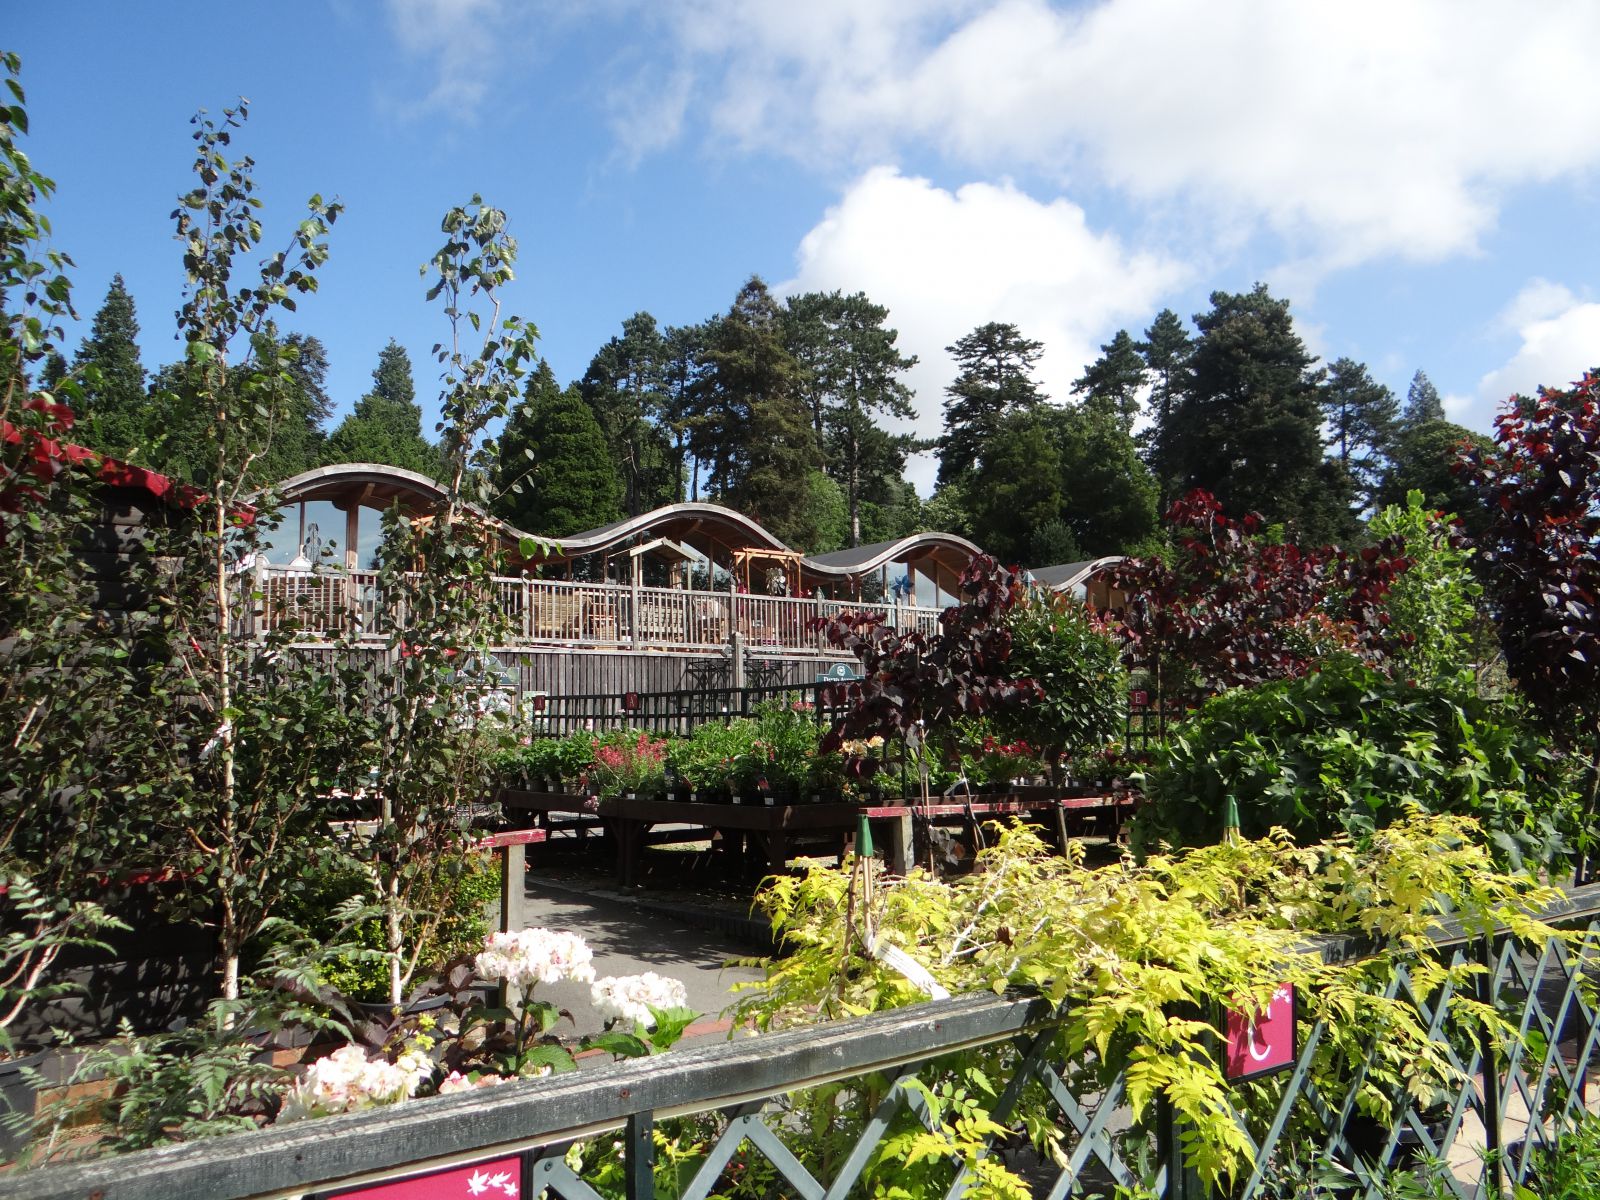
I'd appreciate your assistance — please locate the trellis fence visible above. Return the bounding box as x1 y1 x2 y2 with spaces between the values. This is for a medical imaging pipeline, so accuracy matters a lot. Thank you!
8 885 1600 1200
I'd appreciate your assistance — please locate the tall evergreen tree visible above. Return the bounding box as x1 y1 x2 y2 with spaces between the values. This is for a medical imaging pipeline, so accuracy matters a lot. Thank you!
1376 419 1495 540
968 410 1065 564
493 359 623 536
252 332 331 484
698 277 820 546
73 274 148 458
1072 329 1145 433
936 322 1045 491
1166 284 1352 542
323 340 438 476
1137 307 1195 510
1320 356 1398 509
582 311 680 516
784 290 919 546
662 321 711 503
1402 369 1446 427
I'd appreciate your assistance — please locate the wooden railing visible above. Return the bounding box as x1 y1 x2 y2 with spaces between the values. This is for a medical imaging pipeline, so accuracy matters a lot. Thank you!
12 886 1600 1199
253 567 940 655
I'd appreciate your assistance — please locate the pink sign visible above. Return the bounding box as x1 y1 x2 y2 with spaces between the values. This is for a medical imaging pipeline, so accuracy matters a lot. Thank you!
1223 983 1295 1080
326 1155 522 1199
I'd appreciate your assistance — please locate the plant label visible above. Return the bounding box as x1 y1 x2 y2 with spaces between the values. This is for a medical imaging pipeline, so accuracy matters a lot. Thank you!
1223 982 1295 1081
323 1154 521 1198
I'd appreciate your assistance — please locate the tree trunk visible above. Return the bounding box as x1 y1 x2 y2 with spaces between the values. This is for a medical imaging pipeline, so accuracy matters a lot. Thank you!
1576 727 1600 886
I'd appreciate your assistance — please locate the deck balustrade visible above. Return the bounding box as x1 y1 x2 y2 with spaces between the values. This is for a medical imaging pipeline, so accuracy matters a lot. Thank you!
252 566 940 655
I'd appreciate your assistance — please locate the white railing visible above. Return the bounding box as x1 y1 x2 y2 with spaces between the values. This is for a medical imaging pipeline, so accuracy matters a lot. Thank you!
256 566 941 652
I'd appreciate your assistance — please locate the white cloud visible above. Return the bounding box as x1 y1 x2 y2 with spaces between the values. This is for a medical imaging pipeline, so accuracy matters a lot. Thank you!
780 166 1187 494
1467 279 1600 428
622 0 1600 271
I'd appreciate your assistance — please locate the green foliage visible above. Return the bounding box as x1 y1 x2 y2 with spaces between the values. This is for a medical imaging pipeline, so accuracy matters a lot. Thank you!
270 850 499 1002
994 589 1126 771
1513 1110 1600 1198
1367 490 1485 686
936 322 1045 494
1136 659 1574 868
494 360 622 536
667 720 759 794
360 195 542 1005
1374 419 1495 542
0 874 125 1056
70 274 148 459
323 340 439 477
19 916 362 1161
735 813 1564 1194
1167 284 1356 545
580 311 679 517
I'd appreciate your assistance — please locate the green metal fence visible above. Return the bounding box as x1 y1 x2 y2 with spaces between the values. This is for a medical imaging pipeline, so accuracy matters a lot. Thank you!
7 886 1600 1200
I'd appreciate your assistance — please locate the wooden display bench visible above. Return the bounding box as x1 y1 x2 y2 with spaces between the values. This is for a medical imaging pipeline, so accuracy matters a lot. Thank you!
499 788 1135 885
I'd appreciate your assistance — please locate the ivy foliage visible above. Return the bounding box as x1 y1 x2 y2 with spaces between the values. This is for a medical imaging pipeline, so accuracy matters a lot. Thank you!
1135 659 1573 869
733 813 1564 1194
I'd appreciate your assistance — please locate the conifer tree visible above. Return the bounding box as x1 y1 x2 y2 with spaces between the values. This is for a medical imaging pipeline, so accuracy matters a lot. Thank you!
494 359 623 536
73 273 148 457
1165 284 1351 543
1072 329 1145 433
698 277 820 546
1320 356 1398 509
784 290 919 546
582 311 679 515
324 339 438 476
1137 308 1194 509
1402 369 1446 428
936 322 1045 491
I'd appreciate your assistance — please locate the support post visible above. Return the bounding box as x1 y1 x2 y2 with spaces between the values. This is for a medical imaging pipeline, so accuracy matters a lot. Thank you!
884 811 914 877
731 630 746 690
624 1110 655 1200
491 839 525 1008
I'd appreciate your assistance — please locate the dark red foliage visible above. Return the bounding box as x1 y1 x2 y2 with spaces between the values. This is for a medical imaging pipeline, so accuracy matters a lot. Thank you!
812 556 1045 774
1457 372 1600 731
1107 490 1411 699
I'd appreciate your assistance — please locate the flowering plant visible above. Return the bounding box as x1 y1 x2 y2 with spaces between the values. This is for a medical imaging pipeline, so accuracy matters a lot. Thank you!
589 731 669 796
591 972 689 1028
280 1043 434 1120
460 928 598 1077
584 971 698 1060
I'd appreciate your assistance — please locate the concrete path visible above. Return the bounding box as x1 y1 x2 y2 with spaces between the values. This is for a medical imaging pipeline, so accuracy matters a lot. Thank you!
519 878 768 1042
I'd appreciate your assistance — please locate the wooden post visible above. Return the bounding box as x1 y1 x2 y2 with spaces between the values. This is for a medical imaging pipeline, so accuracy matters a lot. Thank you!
731 630 746 690
493 839 526 1008
884 811 914 877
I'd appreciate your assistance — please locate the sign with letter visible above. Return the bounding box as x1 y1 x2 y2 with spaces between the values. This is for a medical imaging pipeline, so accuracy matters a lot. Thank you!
1223 982 1296 1081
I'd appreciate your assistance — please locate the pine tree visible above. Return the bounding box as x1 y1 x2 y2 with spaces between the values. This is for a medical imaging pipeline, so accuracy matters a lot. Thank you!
1376 419 1495 540
252 333 331 484
968 410 1065 564
582 311 679 516
324 340 438 476
493 359 623 536
1402 369 1445 427
1166 284 1352 542
785 290 919 546
698 277 820 546
936 322 1045 490
74 274 148 458
1320 356 1398 508
1072 329 1145 433
1137 308 1194 510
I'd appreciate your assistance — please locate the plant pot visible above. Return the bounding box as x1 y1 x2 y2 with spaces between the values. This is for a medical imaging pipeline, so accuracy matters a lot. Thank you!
0 1049 46 1159
350 992 454 1023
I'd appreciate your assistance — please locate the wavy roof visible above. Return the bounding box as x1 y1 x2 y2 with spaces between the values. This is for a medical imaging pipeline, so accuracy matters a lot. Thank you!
263 463 986 584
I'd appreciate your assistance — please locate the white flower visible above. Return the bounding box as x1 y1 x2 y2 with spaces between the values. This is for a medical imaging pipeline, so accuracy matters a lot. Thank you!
590 972 690 1028
475 928 596 989
438 1070 512 1095
280 1044 433 1120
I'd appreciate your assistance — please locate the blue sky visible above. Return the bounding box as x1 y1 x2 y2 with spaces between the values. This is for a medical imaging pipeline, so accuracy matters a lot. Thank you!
14 1 1600 494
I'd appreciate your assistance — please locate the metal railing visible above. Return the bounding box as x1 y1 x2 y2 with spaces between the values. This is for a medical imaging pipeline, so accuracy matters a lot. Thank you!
10 885 1600 1200
253 567 938 655
525 681 843 738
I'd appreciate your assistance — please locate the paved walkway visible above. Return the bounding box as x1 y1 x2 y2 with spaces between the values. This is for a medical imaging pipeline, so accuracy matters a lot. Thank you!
521 874 769 1041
